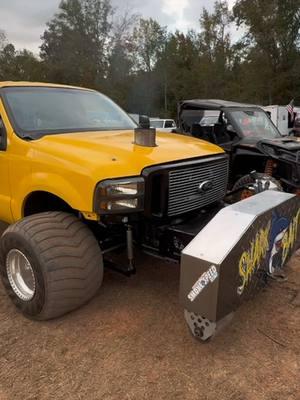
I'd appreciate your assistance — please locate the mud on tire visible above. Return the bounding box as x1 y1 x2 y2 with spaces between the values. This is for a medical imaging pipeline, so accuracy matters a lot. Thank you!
0 212 103 320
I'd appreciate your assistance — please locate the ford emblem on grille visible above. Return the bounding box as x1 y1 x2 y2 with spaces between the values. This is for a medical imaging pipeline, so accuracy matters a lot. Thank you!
198 180 213 193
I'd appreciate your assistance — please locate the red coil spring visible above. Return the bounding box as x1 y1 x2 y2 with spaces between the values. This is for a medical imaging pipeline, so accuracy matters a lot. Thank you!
265 159 274 176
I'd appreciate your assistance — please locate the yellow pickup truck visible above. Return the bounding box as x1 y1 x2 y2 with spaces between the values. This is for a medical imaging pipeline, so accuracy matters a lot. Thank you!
0 82 298 341
0 82 227 319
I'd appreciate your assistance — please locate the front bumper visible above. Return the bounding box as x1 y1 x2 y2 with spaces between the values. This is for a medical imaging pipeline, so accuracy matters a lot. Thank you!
179 190 300 341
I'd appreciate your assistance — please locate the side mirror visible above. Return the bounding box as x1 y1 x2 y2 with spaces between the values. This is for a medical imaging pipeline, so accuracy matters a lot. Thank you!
139 115 150 129
0 119 7 151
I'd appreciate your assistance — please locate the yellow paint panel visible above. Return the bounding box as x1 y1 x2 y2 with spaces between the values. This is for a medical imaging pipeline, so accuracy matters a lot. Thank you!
0 82 224 223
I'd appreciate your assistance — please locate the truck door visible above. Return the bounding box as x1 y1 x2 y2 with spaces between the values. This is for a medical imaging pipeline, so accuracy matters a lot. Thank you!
0 112 12 223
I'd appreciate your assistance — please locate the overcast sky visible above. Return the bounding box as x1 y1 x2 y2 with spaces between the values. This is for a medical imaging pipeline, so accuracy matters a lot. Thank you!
0 0 237 54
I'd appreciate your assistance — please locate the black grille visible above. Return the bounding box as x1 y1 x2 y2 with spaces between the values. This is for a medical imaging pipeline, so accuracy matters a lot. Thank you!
167 157 228 216
143 155 229 218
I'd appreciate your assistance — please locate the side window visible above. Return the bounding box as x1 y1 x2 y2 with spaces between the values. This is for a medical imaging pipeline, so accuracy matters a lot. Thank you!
165 120 174 128
0 116 7 151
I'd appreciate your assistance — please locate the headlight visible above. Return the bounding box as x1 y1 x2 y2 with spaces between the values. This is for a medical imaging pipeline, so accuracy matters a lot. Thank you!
94 177 145 213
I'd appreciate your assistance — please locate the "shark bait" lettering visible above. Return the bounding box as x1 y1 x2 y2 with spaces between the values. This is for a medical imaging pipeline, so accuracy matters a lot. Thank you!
237 222 271 295
238 208 300 295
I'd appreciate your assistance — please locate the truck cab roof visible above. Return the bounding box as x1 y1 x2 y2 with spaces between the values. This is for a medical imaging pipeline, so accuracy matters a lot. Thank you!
179 99 260 111
0 81 92 91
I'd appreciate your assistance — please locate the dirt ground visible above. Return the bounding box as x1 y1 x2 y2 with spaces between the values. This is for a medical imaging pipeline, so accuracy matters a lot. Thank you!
0 221 299 400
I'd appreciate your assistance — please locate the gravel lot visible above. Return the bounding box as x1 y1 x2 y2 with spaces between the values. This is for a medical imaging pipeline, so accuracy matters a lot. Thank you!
0 221 299 400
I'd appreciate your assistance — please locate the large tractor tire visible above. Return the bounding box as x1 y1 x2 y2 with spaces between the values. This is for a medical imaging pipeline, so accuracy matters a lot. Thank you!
0 212 103 320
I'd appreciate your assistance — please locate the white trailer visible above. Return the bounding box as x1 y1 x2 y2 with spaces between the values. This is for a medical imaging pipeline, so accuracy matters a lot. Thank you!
263 105 290 136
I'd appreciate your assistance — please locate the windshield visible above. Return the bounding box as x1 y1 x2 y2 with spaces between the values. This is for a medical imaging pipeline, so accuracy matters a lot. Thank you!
150 120 164 128
2 87 136 139
228 109 281 139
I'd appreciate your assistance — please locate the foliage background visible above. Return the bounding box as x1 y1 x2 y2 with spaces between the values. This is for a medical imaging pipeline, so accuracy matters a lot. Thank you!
1 0 300 117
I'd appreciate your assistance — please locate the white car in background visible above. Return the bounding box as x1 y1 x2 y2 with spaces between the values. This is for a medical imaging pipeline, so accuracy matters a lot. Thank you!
150 118 177 132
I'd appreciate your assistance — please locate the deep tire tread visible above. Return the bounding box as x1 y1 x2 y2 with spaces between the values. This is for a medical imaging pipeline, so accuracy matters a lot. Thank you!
0 212 103 320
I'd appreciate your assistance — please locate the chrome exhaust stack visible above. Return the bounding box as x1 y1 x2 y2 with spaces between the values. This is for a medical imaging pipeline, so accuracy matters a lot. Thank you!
134 127 157 147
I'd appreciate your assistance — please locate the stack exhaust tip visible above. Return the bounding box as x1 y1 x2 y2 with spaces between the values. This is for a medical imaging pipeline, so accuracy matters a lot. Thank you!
134 127 157 147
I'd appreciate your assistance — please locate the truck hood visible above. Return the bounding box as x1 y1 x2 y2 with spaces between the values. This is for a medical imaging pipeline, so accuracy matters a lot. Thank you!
32 130 224 180
238 136 300 152
260 136 300 151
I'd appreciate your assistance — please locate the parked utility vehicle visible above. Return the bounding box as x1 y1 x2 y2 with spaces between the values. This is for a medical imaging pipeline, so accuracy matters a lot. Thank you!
0 84 299 341
177 99 300 198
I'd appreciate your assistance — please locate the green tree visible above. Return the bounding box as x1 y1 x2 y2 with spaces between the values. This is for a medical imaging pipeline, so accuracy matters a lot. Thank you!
157 31 200 115
0 29 6 50
40 0 112 87
104 11 138 108
0 44 17 80
199 1 232 63
0 44 43 81
132 18 167 72
233 0 300 103
198 1 234 98
15 50 45 81
120 18 168 116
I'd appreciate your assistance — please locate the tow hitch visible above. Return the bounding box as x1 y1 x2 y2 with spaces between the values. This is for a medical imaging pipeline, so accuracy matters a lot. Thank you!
180 191 300 341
